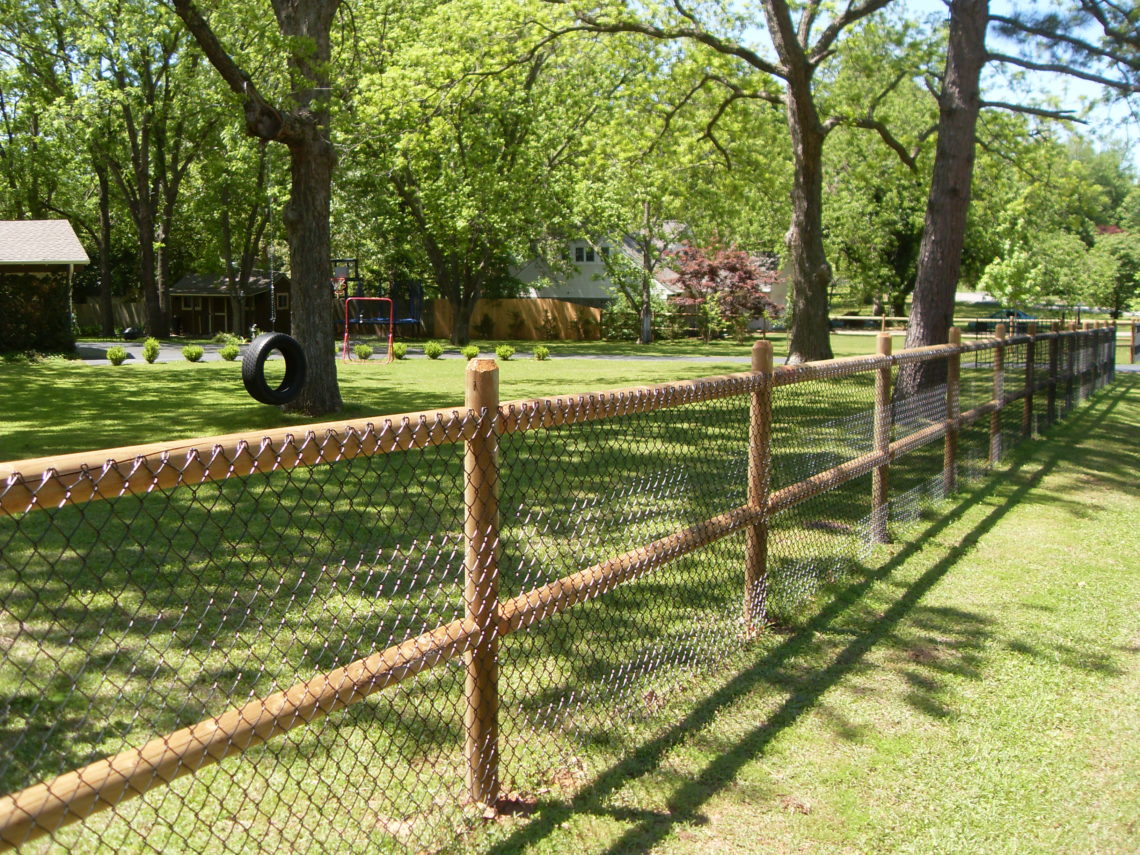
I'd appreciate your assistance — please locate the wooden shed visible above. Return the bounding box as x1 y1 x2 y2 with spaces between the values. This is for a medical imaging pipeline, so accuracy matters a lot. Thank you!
170 270 291 337
0 219 89 352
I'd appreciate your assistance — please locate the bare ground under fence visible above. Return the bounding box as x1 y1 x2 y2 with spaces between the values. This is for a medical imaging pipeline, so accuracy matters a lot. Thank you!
0 323 1119 853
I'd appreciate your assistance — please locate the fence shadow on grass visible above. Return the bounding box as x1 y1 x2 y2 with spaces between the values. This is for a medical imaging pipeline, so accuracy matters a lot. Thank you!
485 376 1130 855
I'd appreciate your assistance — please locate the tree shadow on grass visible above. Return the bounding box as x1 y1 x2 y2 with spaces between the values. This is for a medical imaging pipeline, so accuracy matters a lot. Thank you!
484 378 1131 855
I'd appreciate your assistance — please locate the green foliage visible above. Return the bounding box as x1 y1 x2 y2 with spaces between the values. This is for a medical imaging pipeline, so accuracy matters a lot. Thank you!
533 345 550 361
106 345 128 366
181 345 204 363
142 338 161 363
0 272 75 354
461 344 480 361
495 344 515 361
392 342 408 360
354 344 374 361
602 291 673 341
423 340 445 359
980 231 1115 313
211 332 242 346
219 344 240 361
1089 231 1140 316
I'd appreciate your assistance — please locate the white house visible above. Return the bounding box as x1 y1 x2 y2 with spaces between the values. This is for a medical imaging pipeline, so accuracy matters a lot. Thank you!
513 237 684 307
514 233 787 311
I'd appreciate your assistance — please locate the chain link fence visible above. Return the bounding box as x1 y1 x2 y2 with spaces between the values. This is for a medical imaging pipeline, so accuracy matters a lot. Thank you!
0 322 1117 853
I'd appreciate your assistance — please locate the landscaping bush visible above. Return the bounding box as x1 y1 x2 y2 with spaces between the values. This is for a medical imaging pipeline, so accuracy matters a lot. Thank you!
424 340 445 359
212 332 241 346
219 344 240 361
534 345 550 361
495 344 515 361
142 337 161 363
461 344 479 361
354 344 374 360
106 345 128 366
392 342 408 360
182 344 204 362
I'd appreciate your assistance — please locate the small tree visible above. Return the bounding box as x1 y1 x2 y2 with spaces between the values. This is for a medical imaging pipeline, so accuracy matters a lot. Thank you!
669 243 782 342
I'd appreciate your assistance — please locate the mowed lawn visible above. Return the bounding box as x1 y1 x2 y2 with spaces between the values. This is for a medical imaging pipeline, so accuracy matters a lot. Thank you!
1 332 893 462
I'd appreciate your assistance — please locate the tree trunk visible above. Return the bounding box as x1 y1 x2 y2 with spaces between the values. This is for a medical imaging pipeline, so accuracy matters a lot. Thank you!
172 0 344 415
782 89 834 363
452 291 476 346
138 208 165 337
282 130 341 414
760 0 834 364
638 268 653 345
899 0 988 395
96 166 115 337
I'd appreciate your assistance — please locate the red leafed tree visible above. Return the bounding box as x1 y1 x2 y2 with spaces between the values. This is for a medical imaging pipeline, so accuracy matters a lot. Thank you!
669 243 782 342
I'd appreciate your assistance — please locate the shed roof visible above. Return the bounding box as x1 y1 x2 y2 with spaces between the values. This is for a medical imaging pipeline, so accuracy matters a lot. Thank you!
0 220 89 266
172 270 289 297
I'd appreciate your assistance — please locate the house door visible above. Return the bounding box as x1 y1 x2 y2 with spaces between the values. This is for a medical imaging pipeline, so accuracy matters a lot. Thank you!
211 298 229 335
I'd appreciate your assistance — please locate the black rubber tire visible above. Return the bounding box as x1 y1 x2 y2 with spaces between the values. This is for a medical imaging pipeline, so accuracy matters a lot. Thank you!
241 333 307 406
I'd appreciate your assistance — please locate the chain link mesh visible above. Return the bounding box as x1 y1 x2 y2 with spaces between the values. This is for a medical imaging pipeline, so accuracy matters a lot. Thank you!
0 329 1115 852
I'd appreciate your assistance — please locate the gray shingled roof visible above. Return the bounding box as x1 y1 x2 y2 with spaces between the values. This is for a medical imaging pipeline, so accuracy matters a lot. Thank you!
0 220 89 266
172 270 287 296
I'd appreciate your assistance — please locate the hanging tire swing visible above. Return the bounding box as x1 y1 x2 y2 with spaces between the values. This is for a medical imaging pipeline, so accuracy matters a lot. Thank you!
242 333 307 405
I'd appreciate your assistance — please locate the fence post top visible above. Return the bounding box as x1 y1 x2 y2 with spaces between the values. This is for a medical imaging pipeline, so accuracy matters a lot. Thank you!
751 339 773 373
876 331 892 355
995 323 1007 340
948 326 961 345
1027 322 1037 336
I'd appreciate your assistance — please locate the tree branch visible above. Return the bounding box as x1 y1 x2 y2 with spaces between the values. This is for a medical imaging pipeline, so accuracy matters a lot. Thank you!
979 100 1088 122
170 0 288 141
986 51 1139 93
810 0 895 64
541 1 785 78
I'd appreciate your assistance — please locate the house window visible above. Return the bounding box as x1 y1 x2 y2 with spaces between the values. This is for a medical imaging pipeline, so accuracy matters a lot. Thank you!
574 245 598 263
600 246 610 257
178 296 201 311
276 293 290 311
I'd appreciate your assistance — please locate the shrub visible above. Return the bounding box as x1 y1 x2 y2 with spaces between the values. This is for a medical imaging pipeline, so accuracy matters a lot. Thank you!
106 345 128 366
219 344 240 361
424 340 445 359
354 344 374 360
142 337 161 363
212 331 241 346
182 344 205 362
533 345 550 361
392 342 408 360
495 344 515 361
461 344 479 361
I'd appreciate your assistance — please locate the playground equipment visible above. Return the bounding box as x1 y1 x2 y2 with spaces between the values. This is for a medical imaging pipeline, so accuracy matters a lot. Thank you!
341 296 395 363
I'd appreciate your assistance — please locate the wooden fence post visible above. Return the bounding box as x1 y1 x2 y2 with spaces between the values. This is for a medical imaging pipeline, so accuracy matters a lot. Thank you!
744 339 773 634
1046 322 1059 427
872 332 892 543
464 358 500 806
943 327 960 498
1067 321 1078 410
1022 322 1036 438
1084 322 1096 398
1132 321 1137 365
989 323 1006 467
